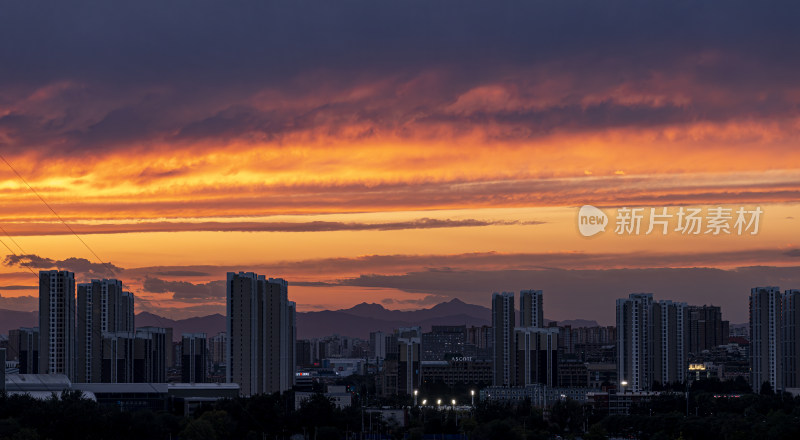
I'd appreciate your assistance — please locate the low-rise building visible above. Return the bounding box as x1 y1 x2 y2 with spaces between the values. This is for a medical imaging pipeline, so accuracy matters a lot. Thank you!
587 390 662 415
479 384 598 406
420 358 492 388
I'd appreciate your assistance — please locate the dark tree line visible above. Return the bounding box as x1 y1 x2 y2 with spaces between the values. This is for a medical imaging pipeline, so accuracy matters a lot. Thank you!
3 381 800 440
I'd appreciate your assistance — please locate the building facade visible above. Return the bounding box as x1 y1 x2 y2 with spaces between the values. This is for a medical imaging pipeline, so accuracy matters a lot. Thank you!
102 331 135 383
226 272 296 396
77 279 135 383
370 331 388 360
782 290 800 388
616 293 653 392
651 300 688 386
750 286 782 393
209 332 227 365
134 327 167 383
8 327 39 374
421 326 468 361
616 294 689 392
687 305 729 355
182 333 208 383
519 290 544 328
420 358 492 388
397 337 421 395
515 327 559 387
492 292 515 386
39 270 76 380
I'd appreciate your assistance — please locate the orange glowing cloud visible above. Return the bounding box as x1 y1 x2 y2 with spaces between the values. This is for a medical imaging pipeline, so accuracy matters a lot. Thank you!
2 0 800 319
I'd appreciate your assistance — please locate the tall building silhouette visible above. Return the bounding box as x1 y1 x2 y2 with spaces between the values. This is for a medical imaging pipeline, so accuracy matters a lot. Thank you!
492 292 515 386
617 295 688 392
370 331 389 360
397 336 421 395
651 300 688 386
750 286 782 393
182 333 208 383
39 270 76 379
784 289 800 389
519 290 544 328
0 348 5 392
616 293 653 392
226 272 296 396
77 279 135 383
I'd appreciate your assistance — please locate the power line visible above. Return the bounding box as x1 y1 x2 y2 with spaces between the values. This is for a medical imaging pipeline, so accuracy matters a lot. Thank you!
0 153 117 279
0 154 269 427
0 224 27 255
0 235 39 280
0 154 174 321
0 223 42 281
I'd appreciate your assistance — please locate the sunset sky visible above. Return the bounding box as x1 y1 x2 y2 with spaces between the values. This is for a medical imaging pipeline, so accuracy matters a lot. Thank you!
1 0 799 325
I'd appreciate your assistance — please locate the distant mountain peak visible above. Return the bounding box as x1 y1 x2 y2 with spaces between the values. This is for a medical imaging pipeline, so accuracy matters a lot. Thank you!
431 298 468 308
344 302 387 312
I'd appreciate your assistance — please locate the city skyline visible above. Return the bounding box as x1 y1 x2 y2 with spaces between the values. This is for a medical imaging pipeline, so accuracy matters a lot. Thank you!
2 1 800 438
1 268 793 327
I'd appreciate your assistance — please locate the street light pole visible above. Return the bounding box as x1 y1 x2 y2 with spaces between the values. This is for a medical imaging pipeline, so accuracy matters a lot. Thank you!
470 390 475 407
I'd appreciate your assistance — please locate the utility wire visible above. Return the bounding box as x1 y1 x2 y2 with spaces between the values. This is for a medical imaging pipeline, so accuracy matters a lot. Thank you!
0 224 28 255
0 223 43 280
0 154 272 436
0 236 39 280
0 154 117 279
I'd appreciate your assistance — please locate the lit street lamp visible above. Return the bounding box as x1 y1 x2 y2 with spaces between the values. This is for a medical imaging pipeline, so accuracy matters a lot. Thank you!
620 380 628 394
470 390 475 407
414 389 418 406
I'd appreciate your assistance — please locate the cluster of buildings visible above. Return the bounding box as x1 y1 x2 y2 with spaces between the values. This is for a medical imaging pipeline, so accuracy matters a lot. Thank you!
3 272 203 384
0 270 299 402
0 270 239 413
225 272 296 396
5 270 799 417
286 288 744 414
615 293 730 392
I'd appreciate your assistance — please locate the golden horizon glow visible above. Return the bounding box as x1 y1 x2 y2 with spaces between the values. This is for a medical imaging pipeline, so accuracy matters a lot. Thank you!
2 74 800 325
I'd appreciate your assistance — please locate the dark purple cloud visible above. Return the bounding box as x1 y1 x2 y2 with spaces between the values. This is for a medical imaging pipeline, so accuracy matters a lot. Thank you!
0 218 542 236
0 293 38 311
1 0 799 156
154 270 211 277
3 254 122 277
142 276 225 301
